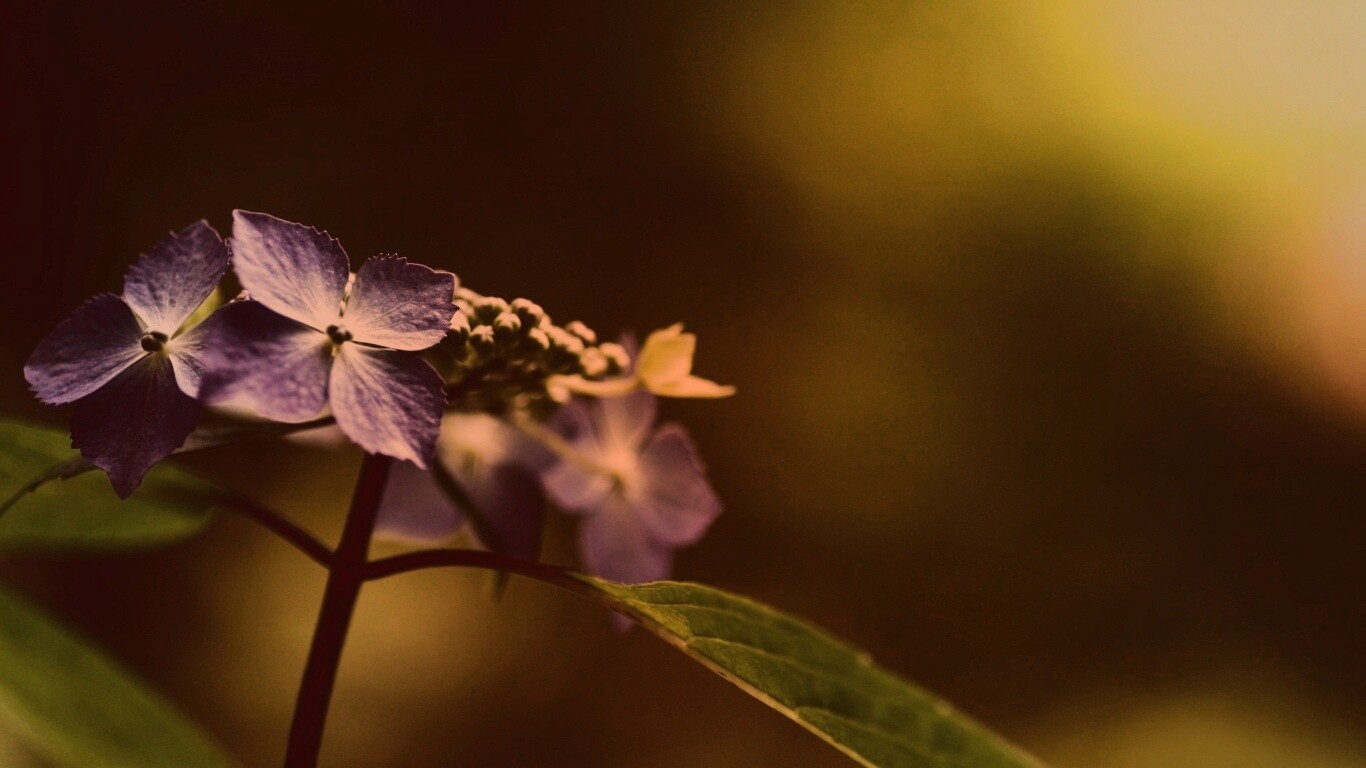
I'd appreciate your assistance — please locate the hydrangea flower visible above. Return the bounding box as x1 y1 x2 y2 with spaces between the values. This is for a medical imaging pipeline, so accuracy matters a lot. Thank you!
542 391 721 582
201 211 457 466
375 412 554 559
24 221 229 497
549 323 734 400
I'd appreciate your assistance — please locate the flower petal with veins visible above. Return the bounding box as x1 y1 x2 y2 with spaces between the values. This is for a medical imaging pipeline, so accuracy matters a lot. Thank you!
198 301 332 422
330 345 445 467
630 424 721 546
344 256 456 350
122 220 230 336
69 354 199 498
230 210 350 330
24 294 146 404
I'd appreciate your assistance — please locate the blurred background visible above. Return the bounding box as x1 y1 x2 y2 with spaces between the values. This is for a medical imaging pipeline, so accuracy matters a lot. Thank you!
2 1 1365 766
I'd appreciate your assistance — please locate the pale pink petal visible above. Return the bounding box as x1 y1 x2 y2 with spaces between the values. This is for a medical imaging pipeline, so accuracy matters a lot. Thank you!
24 294 145 404
629 424 722 546
578 496 674 583
594 391 657 452
540 402 614 512
164 318 211 398
198 301 332 422
122 220 230 335
69 354 199 498
330 346 445 467
343 256 456 350
375 458 465 543
230 210 350 330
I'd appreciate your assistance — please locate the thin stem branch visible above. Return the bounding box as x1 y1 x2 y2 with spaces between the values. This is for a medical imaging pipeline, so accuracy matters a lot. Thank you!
217 492 333 567
284 454 393 768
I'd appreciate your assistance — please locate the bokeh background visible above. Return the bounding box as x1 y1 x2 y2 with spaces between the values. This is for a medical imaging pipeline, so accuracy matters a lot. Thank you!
3 1 1365 766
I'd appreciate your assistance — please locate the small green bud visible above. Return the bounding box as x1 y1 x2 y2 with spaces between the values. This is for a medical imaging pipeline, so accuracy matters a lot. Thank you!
472 296 510 324
598 342 630 375
469 325 497 355
492 311 523 344
449 310 471 340
564 320 597 346
510 298 546 328
579 346 608 378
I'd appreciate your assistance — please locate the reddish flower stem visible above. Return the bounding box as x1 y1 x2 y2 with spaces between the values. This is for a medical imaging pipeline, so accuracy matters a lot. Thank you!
283 453 392 768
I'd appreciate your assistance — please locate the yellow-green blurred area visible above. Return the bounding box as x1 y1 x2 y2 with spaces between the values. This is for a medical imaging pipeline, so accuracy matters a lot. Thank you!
2 1 1364 766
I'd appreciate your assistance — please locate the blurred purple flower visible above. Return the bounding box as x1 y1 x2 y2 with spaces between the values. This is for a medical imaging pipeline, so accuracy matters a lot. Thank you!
201 211 456 467
543 391 721 583
376 413 554 560
24 221 229 497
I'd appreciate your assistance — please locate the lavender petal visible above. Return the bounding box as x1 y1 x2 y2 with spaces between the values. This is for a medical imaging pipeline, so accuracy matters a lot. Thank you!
70 354 199 498
330 346 444 467
630 424 722 546
466 464 546 560
578 495 674 583
198 301 332 422
540 402 614 512
594 390 657 452
24 294 145 404
122 220 230 335
230 210 350 330
375 458 466 542
344 256 456 351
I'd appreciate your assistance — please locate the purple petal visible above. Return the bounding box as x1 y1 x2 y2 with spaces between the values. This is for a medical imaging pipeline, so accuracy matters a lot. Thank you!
375 458 465 542
540 402 615 512
122 220 229 335
198 301 332 422
629 424 722 546
230 210 350 330
70 354 199 498
343 256 456 350
164 318 211 398
594 391 657 452
330 346 444 467
465 464 546 560
24 294 145 404
578 495 674 583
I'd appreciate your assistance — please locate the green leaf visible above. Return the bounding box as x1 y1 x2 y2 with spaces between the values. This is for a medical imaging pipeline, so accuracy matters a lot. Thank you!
580 578 1045 768
0 418 217 549
0 583 237 767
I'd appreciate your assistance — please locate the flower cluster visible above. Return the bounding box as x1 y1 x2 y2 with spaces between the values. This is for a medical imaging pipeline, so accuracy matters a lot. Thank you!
25 212 733 582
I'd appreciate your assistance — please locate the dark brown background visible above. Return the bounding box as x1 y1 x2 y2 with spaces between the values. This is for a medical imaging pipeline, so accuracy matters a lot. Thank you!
2 1 1364 766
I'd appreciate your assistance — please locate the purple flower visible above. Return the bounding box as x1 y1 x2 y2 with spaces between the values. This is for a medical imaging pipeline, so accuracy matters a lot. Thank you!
201 211 456 467
376 413 554 560
543 391 721 583
24 221 229 497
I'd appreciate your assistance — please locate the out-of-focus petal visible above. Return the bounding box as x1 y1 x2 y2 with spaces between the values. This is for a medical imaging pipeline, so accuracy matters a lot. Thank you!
578 496 674 583
375 458 465 543
545 374 638 401
635 323 693 386
650 375 736 399
630 424 722 546
69 354 199 498
122 220 230 335
541 402 614 512
595 391 657 451
343 256 456 350
330 346 444 467
441 412 555 472
24 294 145 404
466 464 546 560
198 301 332 422
230 210 350 330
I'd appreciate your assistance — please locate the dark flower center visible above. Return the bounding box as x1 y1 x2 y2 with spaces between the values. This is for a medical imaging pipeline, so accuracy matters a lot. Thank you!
140 331 168 352
326 324 353 345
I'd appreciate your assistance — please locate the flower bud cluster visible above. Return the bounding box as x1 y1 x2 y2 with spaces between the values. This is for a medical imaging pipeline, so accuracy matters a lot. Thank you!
439 287 630 416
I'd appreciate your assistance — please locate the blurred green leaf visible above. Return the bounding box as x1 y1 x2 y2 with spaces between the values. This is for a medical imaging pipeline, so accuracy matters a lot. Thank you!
582 579 1045 768
0 418 217 549
0 583 237 767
